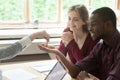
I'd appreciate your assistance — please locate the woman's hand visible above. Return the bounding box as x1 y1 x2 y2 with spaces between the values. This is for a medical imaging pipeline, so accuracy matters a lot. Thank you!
61 31 73 46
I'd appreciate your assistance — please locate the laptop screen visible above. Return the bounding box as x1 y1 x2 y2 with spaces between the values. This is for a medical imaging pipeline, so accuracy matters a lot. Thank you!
44 61 67 80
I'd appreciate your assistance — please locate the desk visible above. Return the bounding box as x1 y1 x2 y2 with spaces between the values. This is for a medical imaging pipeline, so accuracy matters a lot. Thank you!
0 60 76 80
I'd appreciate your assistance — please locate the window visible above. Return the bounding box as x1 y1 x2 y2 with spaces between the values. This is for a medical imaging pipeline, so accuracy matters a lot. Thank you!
0 0 119 27
0 0 24 22
90 0 115 12
31 0 57 22
61 0 90 21
117 0 120 10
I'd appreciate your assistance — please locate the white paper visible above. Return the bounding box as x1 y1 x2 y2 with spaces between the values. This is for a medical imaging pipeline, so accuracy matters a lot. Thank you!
31 60 57 72
31 64 55 72
3 69 37 80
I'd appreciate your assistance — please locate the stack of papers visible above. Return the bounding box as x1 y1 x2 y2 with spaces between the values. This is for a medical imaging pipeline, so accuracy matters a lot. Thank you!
31 60 57 74
31 64 55 72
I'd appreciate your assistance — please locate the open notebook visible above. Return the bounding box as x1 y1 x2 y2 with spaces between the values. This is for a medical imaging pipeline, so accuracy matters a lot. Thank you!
44 61 67 80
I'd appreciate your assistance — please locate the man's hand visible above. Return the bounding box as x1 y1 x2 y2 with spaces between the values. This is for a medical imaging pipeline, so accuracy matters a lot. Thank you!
77 71 100 80
29 30 50 41
77 71 90 80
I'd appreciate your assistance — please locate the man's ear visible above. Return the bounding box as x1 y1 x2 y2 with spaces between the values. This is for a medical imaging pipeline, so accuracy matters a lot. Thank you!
104 20 112 29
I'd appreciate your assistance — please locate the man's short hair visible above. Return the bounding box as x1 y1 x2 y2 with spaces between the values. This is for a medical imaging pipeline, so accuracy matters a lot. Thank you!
92 7 116 28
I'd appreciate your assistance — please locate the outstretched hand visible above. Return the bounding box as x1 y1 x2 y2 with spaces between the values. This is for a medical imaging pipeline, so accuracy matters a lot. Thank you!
38 43 60 55
77 71 100 80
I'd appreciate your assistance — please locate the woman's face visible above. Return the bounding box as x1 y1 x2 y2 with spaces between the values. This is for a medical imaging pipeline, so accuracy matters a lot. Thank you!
67 10 85 32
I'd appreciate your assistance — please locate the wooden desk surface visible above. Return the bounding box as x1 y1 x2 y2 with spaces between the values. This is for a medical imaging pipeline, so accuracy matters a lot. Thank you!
0 60 76 80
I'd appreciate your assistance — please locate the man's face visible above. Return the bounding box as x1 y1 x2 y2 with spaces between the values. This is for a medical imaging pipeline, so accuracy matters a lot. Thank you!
89 14 105 41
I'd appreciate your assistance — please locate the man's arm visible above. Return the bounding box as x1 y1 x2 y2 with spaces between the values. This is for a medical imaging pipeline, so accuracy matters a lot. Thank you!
0 30 50 61
106 59 120 80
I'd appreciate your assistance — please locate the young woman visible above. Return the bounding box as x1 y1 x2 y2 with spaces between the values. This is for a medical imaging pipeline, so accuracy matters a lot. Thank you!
39 5 99 79
58 4 98 64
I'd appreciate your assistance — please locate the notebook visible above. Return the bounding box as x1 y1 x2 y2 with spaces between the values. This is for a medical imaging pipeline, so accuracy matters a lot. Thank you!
44 61 67 80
